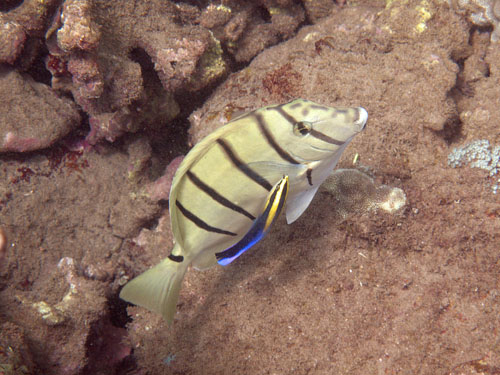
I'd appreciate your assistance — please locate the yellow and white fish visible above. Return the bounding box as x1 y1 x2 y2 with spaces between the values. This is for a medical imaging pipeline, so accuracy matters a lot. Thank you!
120 99 368 324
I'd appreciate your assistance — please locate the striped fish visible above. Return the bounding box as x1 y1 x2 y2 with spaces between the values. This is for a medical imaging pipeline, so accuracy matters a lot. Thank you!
119 99 368 324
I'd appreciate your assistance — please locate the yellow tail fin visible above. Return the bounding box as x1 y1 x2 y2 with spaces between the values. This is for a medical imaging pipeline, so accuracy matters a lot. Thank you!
119 250 188 325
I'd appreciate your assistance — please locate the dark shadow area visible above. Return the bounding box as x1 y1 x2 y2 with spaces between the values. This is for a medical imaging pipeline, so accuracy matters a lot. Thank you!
24 43 52 85
0 0 23 12
83 315 135 375
434 116 463 145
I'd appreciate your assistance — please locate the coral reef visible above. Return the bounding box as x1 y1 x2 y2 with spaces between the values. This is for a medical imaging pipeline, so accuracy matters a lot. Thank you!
0 66 80 153
45 0 186 143
449 29 500 194
301 0 337 22
126 137 153 183
449 353 500 375
453 31 500 139
197 1 305 63
0 0 59 67
55 0 101 52
448 139 500 175
3 0 500 374
262 62 303 101
451 0 500 42
42 0 302 143
145 155 184 202
109 193 161 238
189 0 469 143
0 0 313 147
1 143 142 372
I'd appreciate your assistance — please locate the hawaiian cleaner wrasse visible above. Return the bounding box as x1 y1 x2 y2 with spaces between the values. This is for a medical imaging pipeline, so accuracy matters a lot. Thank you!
120 99 368 324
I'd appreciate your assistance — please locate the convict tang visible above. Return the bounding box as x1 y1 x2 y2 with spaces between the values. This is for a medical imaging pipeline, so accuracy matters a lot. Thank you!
120 99 368 324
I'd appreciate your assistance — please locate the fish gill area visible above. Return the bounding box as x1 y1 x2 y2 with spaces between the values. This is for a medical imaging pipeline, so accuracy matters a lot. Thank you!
1 0 499 374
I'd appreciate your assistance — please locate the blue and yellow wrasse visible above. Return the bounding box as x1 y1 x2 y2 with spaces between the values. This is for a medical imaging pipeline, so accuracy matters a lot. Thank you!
120 99 368 324
216 175 289 265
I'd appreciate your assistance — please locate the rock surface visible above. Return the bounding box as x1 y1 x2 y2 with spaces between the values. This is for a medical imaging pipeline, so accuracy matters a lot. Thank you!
0 66 80 152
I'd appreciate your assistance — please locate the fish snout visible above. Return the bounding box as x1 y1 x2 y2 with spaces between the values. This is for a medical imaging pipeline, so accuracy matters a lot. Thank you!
355 107 368 131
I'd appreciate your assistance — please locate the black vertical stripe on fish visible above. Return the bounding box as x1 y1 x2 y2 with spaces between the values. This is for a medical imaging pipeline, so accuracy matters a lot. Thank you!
306 168 313 186
168 254 184 262
270 105 345 146
186 170 256 221
175 200 237 236
216 138 273 191
309 129 344 146
269 104 299 126
254 113 301 165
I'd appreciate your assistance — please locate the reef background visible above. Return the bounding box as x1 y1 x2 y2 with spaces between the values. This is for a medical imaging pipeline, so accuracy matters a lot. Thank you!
1 0 500 374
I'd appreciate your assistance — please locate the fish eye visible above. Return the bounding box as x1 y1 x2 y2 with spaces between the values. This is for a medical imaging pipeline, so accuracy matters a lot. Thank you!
293 121 312 136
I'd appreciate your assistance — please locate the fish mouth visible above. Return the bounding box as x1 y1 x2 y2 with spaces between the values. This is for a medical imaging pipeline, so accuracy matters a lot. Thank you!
355 107 368 131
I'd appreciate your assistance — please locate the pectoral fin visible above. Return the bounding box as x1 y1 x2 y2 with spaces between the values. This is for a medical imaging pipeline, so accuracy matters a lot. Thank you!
247 161 306 185
285 186 319 224
216 176 289 266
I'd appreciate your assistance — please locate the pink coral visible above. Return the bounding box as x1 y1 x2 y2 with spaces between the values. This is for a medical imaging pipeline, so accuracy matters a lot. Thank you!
2 132 43 153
